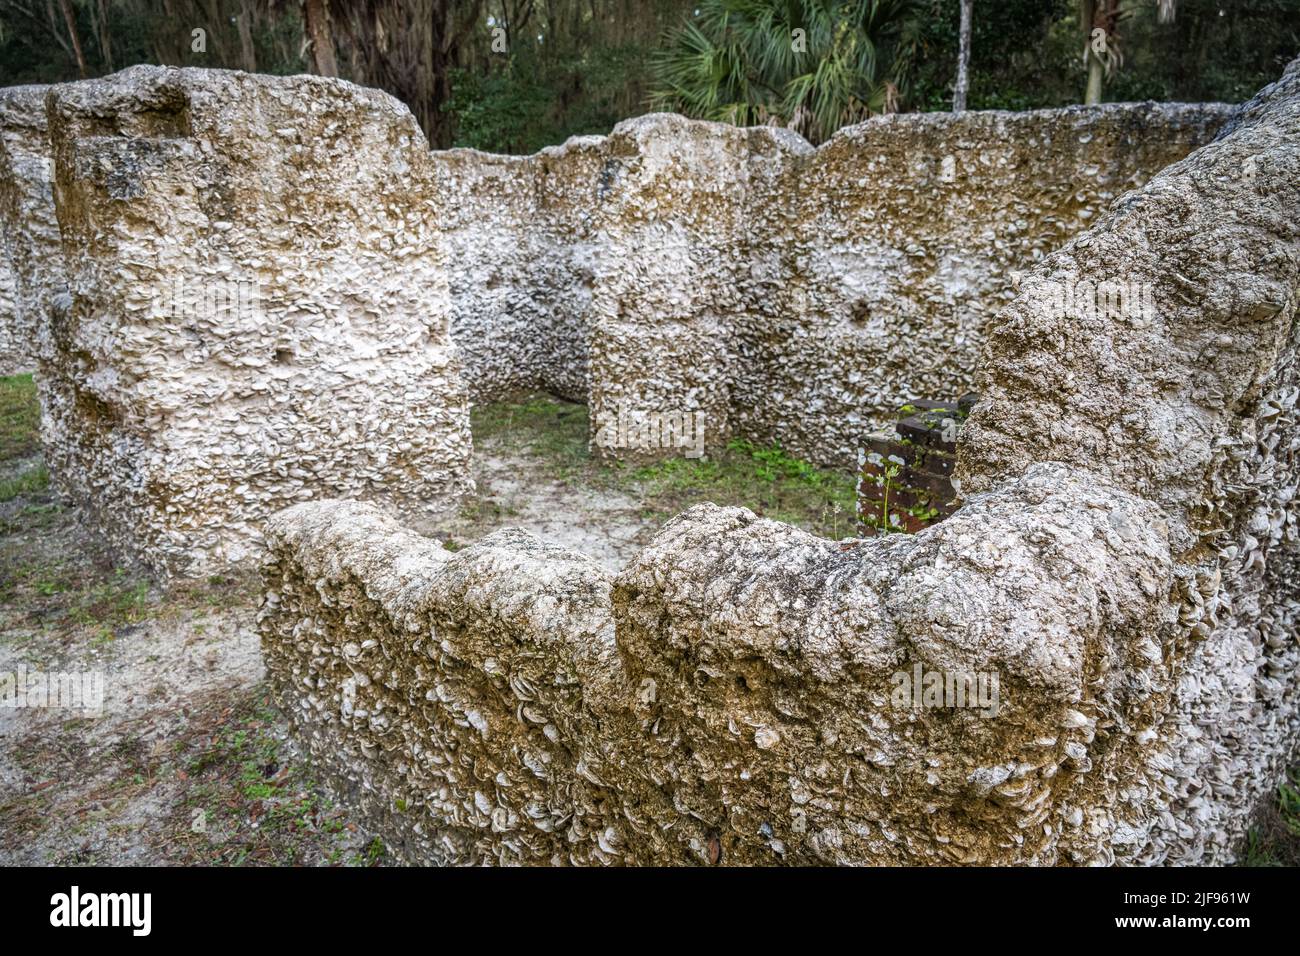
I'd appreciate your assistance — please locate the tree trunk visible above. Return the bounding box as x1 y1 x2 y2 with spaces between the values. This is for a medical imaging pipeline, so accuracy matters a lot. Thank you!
56 0 88 77
1081 0 1102 104
97 0 114 73
1084 53 1104 104
198 0 233 66
953 0 972 112
237 0 258 73
304 0 338 77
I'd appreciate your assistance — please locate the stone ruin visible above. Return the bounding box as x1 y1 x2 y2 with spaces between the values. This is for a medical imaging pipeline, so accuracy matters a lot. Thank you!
1 58 1296 864
36 68 473 580
259 60 1297 865
0 85 61 377
0 64 1228 581
440 102 1230 466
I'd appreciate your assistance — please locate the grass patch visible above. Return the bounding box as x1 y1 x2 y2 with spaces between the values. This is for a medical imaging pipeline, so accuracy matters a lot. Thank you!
171 690 381 866
0 464 49 502
0 554 158 635
1240 763 1300 866
0 686 379 866
471 395 591 478
68 569 153 631
631 438 857 539
0 373 40 461
470 394 858 540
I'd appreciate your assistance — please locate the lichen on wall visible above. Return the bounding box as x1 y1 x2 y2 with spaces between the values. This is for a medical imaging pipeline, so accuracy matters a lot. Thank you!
260 59 1300 866
40 66 474 581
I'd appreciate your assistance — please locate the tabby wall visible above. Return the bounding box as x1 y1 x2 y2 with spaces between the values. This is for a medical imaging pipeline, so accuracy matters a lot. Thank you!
435 143 604 402
0 85 60 377
737 102 1230 464
435 102 1231 465
260 59 1300 865
1 69 1233 588
41 67 473 580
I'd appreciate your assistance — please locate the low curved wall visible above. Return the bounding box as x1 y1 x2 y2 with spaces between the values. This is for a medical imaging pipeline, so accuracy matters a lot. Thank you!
260 58 1300 865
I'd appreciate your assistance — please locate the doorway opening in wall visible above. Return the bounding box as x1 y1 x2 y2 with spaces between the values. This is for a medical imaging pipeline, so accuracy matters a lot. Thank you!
438 390 860 571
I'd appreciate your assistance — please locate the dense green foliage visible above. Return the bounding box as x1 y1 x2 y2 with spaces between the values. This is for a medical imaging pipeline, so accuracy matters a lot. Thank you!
649 0 923 144
0 1 1296 152
446 42 664 153
906 0 1300 112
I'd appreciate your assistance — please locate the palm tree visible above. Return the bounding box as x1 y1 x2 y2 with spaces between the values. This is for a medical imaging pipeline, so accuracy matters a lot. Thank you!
1082 0 1176 105
650 0 922 145
953 0 972 112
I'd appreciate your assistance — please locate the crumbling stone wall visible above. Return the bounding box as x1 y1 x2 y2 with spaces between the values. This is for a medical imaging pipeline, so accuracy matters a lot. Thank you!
0 259 12 374
261 59 1299 865
435 141 605 403
435 115 798 460
2 69 1232 581
40 67 473 580
956 60 1300 862
736 102 1229 465
582 116 794 460
436 102 1229 464
0 85 60 376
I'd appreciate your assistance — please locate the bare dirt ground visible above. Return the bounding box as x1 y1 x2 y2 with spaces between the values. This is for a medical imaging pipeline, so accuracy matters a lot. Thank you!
1 376 1296 866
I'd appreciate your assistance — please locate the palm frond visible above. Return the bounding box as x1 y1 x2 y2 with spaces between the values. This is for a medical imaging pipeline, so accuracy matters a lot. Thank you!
652 0 920 143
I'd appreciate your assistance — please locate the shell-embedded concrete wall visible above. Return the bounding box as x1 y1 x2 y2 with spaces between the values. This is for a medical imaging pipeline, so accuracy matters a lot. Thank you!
259 59 1300 865
435 143 603 403
9 67 1229 580
39 66 474 581
736 102 1230 465
0 259 12 374
0 85 61 377
435 102 1230 465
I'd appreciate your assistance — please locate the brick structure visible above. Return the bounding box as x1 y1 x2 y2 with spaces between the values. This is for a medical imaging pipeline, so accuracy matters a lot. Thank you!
857 395 975 533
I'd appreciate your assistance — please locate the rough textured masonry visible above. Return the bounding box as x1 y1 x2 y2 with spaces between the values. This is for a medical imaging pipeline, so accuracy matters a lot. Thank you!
40 67 473 580
0 85 60 376
261 59 1300 865
436 103 1230 465
13 67 1226 577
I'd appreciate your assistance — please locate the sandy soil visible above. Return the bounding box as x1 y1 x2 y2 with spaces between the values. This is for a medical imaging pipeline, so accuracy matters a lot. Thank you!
435 449 656 570
0 421 658 866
